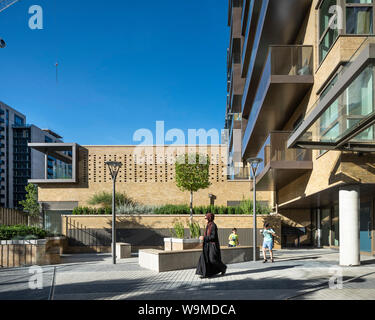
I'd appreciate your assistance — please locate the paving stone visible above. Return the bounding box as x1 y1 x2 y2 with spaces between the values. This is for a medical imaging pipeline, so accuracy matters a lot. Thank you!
0 249 374 300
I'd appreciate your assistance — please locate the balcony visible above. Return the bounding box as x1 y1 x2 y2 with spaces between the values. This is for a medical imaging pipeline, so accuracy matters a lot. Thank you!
241 0 261 77
228 113 242 151
253 132 312 191
227 166 250 181
12 124 32 129
242 45 314 158
242 0 312 117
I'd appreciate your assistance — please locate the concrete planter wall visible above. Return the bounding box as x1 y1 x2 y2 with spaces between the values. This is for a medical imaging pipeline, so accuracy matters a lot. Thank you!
62 214 282 253
164 238 202 251
0 237 66 268
139 246 260 272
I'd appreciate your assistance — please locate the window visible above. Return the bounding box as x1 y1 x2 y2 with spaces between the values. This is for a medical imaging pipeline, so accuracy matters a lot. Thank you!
319 0 339 63
14 115 24 126
346 1 373 34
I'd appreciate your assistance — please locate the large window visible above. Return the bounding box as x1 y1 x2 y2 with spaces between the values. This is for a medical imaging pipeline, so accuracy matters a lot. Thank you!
319 0 375 63
314 64 375 144
346 0 374 34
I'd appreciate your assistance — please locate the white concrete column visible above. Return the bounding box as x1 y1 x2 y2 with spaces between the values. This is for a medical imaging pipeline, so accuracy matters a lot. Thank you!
339 185 360 266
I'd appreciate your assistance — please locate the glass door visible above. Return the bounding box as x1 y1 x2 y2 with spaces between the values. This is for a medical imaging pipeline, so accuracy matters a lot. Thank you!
332 205 339 247
360 203 372 253
321 208 331 246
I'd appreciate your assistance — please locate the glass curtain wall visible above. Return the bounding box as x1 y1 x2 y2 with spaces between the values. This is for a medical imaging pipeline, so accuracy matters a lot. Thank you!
299 64 375 144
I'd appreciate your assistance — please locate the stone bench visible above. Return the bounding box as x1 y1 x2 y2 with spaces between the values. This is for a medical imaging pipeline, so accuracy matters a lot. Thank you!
114 242 131 259
139 246 260 272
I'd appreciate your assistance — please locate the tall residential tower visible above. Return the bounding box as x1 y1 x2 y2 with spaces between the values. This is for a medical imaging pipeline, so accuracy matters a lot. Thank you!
226 0 375 264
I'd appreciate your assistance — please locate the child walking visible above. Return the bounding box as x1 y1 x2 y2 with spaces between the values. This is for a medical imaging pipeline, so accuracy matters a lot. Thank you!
228 228 240 247
261 223 275 263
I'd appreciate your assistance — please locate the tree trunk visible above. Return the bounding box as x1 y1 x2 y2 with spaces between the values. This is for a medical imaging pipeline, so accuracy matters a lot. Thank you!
190 191 193 224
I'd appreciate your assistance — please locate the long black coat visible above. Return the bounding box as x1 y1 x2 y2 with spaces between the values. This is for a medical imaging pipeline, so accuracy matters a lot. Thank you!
196 222 227 277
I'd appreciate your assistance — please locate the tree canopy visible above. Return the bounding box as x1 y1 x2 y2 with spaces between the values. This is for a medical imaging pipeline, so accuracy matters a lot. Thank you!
19 183 40 217
175 153 211 193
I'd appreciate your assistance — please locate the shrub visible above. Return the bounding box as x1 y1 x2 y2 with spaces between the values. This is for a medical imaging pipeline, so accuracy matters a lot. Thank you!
0 225 49 240
228 206 236 215
188 221 201 239
116 203 158 215
97 207 105 215
170 222 185 239
154 204 190 215
239 199 271 215
88 191 135 208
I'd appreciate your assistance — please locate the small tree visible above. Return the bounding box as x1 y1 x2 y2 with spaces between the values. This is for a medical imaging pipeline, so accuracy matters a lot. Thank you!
175 153 211 223
19 183 40 226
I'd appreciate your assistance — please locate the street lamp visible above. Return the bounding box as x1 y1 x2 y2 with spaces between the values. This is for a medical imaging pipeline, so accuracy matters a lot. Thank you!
105 161 122 265
0 38 6 48
247 157 263 262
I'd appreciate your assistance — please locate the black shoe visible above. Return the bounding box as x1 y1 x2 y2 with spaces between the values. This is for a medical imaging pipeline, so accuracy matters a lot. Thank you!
221 268 227 276
263 259 267 263
271 259 274 263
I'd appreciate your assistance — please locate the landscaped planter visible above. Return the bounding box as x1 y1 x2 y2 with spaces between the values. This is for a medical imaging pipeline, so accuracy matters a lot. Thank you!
0 237 66 268
164 238 202 251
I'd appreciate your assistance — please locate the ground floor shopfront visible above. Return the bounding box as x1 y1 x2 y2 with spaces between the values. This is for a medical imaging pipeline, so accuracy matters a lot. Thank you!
280 184 375 265
312 195 374 256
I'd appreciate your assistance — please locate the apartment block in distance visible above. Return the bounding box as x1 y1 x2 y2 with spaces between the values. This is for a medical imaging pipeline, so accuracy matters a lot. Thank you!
226 0 375 265
0 101 64 208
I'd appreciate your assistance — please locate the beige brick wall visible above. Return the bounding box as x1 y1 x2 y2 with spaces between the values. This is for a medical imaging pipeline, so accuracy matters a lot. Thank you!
38 145 271 207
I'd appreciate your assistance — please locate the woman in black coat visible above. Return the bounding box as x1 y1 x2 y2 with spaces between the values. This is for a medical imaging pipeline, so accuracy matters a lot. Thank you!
196 213 227 278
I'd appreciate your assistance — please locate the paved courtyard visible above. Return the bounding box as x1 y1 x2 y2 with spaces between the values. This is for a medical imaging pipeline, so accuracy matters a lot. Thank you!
0 249 375 300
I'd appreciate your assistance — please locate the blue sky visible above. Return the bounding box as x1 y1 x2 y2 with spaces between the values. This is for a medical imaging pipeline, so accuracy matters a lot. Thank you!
0 0 229 145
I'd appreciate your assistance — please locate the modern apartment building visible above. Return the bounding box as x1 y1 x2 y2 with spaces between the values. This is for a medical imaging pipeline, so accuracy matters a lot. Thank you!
226 0 375 265
0 101 63 208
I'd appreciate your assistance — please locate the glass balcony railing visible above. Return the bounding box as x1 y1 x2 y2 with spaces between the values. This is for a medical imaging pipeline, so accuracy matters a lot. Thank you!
227 165 251 181
243 45 313 152
241 0 247 32
256 132 312 176
241 0 255 68
12 123 32 128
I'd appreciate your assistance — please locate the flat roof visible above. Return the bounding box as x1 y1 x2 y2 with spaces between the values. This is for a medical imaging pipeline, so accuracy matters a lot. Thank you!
42 129 63 139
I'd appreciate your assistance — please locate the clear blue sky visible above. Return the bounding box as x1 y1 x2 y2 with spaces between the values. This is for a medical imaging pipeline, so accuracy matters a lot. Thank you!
0 0 229 145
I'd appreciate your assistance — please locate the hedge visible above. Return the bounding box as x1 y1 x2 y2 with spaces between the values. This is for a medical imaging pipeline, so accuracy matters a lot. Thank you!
0 225 49 240
72 202 271 216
